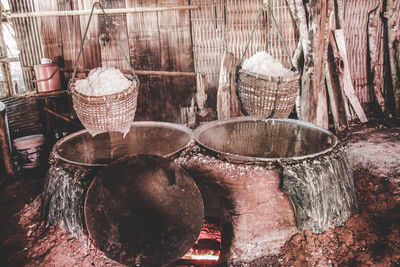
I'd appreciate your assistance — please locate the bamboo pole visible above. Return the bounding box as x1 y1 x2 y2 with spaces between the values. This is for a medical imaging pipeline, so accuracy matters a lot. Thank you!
10 5 200 18
62 68 196 77
0 57 20 63
43 107 81 127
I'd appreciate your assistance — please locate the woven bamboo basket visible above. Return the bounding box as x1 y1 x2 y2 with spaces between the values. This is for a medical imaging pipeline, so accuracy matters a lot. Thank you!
68 2 140 136
236 69 299 118
69 77 139 135
235 2 299 119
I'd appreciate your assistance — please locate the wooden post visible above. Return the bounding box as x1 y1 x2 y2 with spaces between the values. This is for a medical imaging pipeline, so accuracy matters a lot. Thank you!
217 51 235 120
230 57 241 117
196 73 208 113
367 3 387 115
325 10 348 133
0 104 14 177
297 0 329 128
384 0 400 116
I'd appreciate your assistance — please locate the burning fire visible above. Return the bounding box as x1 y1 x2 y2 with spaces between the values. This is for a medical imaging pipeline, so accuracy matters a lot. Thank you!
180 219 221 263
181 247 220 261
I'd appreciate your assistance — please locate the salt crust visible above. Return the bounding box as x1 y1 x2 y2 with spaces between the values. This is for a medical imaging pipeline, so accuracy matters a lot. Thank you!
242 52 296 78
75 67 131 96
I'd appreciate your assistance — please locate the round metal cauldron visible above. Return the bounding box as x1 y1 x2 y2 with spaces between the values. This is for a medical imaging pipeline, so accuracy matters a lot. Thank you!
194 117 338 164
43 122 203 265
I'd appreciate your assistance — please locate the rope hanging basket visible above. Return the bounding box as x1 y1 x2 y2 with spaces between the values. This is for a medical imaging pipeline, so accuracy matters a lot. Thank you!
237 69 299 119
236 3 300 119
69 2 139 135
69 77 138 136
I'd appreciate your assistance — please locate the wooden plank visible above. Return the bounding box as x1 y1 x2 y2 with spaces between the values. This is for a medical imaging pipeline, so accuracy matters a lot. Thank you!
77 0 101 70
99 0 130 70
57 0 83 74
33 0 62 65
326 31 349 132
157 0 196 121
126 0 195 122
217 51 234 119
10 5 200 18
126 0 162 121
230 56 241 117
334 29 368 123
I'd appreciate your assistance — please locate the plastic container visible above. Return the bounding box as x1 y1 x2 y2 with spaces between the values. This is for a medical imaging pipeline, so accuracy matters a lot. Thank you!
13 134 45 169
33 58 61 92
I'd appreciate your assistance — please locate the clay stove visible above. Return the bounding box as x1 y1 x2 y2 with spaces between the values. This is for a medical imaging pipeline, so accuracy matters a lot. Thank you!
43 118 356 266
176 117 357 265
43 121 221 266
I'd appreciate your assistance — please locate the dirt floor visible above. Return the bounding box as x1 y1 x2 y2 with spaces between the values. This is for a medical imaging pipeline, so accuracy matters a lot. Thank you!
0 119 399 266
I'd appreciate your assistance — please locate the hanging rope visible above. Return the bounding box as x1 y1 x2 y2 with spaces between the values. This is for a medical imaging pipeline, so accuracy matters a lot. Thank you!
239 2 295 71
69 2 138 86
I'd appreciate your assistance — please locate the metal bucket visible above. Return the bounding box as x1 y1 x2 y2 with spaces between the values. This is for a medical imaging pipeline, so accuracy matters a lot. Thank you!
33 59 61 92
13 134 45 169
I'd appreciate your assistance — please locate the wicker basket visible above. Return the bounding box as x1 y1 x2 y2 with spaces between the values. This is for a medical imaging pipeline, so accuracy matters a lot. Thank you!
70 77 139 136
236 69 299 119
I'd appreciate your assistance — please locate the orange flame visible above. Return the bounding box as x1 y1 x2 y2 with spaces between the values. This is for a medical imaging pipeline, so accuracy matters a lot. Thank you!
181 248 220 261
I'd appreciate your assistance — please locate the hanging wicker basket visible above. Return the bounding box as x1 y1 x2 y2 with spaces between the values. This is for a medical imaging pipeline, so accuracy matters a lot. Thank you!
236 3 299 119
236 69 299 118
68 2 140 135
69 77 139 135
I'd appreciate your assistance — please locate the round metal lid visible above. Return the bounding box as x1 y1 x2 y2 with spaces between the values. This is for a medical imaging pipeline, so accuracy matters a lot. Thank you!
84 154 204 266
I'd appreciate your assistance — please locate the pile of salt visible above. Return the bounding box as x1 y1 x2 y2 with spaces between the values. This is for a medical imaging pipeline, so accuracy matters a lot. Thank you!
242 51 296 78
74 67 132 96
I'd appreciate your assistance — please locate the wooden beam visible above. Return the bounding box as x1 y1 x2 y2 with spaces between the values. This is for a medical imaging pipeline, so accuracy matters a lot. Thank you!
10 5 200 18
43 107 81 127
0 57 20 63
61 68 196 77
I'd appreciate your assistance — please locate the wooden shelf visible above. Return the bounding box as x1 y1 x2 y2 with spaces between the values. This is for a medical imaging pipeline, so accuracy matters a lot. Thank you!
34 90 68 98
